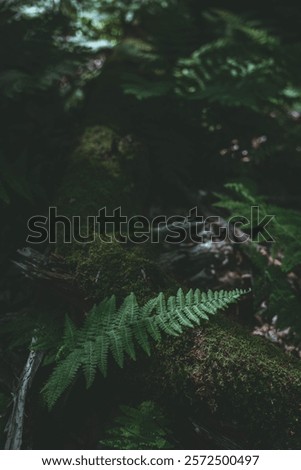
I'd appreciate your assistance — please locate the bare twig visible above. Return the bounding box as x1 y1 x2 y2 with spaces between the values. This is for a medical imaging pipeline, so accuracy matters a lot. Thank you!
4 338 44 450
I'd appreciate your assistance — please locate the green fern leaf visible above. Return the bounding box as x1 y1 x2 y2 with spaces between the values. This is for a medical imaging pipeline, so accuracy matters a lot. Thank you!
42 349 83 409
43 287 249 408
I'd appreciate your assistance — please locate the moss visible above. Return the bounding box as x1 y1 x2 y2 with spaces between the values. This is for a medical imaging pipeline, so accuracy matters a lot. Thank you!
53 124 175 304
153 316 301 449
56 125 150 218
60 237 173 304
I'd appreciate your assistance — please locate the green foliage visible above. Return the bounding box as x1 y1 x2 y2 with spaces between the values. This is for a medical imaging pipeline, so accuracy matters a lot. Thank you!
42 288 248 408
216 184 301 331
174 16 282 109
0 2 88 100
2 0 301 449
100 401 173 450
215 182 301 272
118 5 297 113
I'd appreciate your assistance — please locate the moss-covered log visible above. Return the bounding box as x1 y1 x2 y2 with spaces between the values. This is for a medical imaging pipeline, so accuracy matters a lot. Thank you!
56 125 150 218
53 236 301 448
152 319 301 449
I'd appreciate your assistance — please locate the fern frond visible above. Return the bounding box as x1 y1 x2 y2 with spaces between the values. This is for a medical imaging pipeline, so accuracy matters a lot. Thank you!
100 401 173 450
215 182 301 272
63 316 78 350
43 288 249 408
212 9 278 46
42 349 83 408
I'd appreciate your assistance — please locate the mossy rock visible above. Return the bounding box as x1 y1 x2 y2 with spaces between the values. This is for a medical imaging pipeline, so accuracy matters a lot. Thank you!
153 316 301 449
56 126 150 218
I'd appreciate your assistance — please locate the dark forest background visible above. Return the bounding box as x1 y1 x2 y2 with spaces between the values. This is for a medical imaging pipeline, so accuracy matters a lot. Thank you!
1 0 301 450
